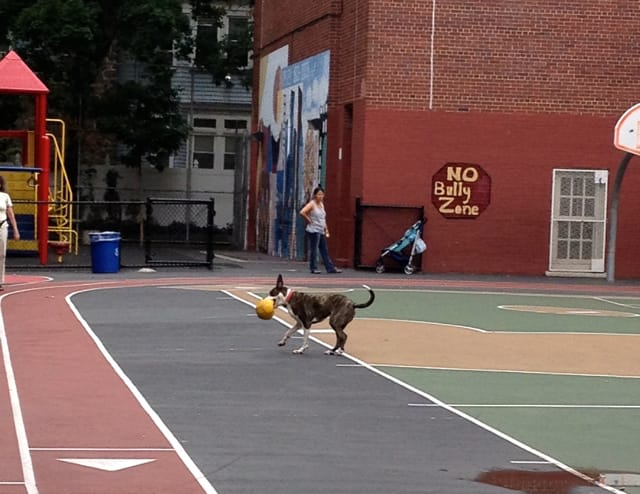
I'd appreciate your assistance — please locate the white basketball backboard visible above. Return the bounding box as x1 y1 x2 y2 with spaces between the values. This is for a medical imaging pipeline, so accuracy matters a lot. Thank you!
614 103 640 155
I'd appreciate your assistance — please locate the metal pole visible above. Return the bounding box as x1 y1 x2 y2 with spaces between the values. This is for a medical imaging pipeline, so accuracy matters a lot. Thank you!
606 152 634 282
144 198 152 262
185 68 195 242
206 197 215 269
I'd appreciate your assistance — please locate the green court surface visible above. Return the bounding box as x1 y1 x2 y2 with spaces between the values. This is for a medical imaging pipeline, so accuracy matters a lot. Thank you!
379 367 640 477
364 290 640 333
360 288 640 492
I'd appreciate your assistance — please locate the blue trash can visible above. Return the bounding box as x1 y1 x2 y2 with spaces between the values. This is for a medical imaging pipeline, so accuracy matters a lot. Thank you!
89 231 121 273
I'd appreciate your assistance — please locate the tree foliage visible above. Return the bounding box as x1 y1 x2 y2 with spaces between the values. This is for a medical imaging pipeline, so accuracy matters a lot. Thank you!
0 0 253 171
191 0 253 87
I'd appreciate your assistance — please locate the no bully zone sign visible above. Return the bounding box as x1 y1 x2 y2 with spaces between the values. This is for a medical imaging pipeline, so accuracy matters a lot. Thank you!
431 163 491 219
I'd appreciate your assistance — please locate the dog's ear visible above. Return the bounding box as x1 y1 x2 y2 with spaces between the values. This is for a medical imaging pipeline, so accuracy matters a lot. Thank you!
276 274 283 288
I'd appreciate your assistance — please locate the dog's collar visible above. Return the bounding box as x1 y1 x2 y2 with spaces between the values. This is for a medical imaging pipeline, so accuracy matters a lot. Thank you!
285 288 294 303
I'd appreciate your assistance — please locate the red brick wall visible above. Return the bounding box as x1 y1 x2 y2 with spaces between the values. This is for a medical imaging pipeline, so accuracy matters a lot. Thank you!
254 0 342 49
354 108 640 277
366 0 432 109
251 0 640 278
365 0 640 113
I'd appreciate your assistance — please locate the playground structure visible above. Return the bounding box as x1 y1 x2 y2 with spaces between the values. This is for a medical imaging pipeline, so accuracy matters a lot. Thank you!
0 50 76 264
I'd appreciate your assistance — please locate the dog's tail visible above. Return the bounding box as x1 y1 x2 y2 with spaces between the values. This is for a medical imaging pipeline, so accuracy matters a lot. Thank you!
354 285 375 309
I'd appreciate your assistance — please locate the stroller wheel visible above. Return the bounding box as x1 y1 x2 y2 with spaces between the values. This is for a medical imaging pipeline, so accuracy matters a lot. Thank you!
375 261 385 274
404 264 415 275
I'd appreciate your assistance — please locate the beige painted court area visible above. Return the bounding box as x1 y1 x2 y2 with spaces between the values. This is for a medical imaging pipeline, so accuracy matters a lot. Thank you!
228 286 640 377
312 319 640 377
230 287 640 379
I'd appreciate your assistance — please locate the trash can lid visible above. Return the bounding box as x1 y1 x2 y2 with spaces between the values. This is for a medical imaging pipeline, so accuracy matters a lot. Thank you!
89 231 121 241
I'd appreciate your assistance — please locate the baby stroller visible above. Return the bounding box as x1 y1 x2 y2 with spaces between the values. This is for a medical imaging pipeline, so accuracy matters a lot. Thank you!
375 218 427 275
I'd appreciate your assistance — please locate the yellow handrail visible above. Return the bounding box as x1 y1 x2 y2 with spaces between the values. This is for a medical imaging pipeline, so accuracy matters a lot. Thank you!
46 118 78 255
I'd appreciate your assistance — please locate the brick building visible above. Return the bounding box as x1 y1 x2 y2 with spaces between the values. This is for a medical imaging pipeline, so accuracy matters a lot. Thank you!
248 0 640 279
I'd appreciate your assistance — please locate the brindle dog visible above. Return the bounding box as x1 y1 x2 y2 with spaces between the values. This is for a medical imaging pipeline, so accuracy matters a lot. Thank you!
268 274 375 355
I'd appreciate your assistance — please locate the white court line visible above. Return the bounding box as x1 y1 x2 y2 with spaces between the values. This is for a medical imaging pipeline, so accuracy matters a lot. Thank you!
408 403 640 409
65 288 219 494
593 296 640 309
211 253 249 263
373 363 640 380
357 317 488 333
376 287 640 300
0 292 38 494
31 447 174 451
511 460 552 464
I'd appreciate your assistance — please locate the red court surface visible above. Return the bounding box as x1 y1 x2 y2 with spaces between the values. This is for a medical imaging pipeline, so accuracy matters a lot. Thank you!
1 277 218 494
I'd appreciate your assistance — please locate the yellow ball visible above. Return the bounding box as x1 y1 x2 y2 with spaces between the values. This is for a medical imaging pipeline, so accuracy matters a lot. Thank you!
255 298 275 320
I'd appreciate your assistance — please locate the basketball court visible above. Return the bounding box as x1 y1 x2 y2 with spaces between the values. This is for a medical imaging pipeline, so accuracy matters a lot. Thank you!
0 267 638 493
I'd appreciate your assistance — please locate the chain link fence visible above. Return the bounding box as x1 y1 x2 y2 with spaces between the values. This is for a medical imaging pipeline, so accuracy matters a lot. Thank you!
9 198 225 269
144 198 215 267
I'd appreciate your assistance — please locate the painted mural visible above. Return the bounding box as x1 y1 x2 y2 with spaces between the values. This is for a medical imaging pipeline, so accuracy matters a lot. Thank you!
256 48 330 259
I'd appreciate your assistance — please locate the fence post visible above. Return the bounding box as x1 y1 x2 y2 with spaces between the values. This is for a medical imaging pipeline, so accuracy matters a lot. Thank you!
144 198 152 262
206 197 216 269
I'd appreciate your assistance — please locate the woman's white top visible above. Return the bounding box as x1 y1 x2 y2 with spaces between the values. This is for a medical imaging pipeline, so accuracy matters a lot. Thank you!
305 201 326 234
0 192 12 225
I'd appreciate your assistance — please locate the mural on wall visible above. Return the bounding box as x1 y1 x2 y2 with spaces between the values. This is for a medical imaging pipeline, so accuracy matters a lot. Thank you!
256 48 330 259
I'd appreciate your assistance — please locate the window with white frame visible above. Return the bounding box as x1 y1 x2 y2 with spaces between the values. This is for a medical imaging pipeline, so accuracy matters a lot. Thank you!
193 135 215 169
191 116 248 170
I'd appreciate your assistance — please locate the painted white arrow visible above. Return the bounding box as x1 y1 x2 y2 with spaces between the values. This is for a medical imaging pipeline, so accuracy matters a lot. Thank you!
58 458 155 471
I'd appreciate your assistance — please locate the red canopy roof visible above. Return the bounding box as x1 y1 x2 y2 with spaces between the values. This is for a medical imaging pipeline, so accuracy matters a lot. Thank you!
0 50 49 94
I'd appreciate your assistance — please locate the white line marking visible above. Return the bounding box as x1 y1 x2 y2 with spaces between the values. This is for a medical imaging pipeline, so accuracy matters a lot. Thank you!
32 447 174 451
498 304 639 318
511 460 552 464
362 314 640 334
213 253 248 263
357 317 488 333
408 403 640 409
375 287 640 300
66 289 219 494
0 293 39 494
58 458 155 472
373 363 640 379
593 296 640 309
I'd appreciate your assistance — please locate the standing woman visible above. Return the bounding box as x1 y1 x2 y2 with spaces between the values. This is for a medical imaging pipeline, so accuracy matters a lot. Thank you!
0 176 20 290
300 186 341 274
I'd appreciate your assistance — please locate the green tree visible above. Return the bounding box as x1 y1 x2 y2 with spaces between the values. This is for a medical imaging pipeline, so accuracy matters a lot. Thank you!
191 0 253 87
0 0 253 172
